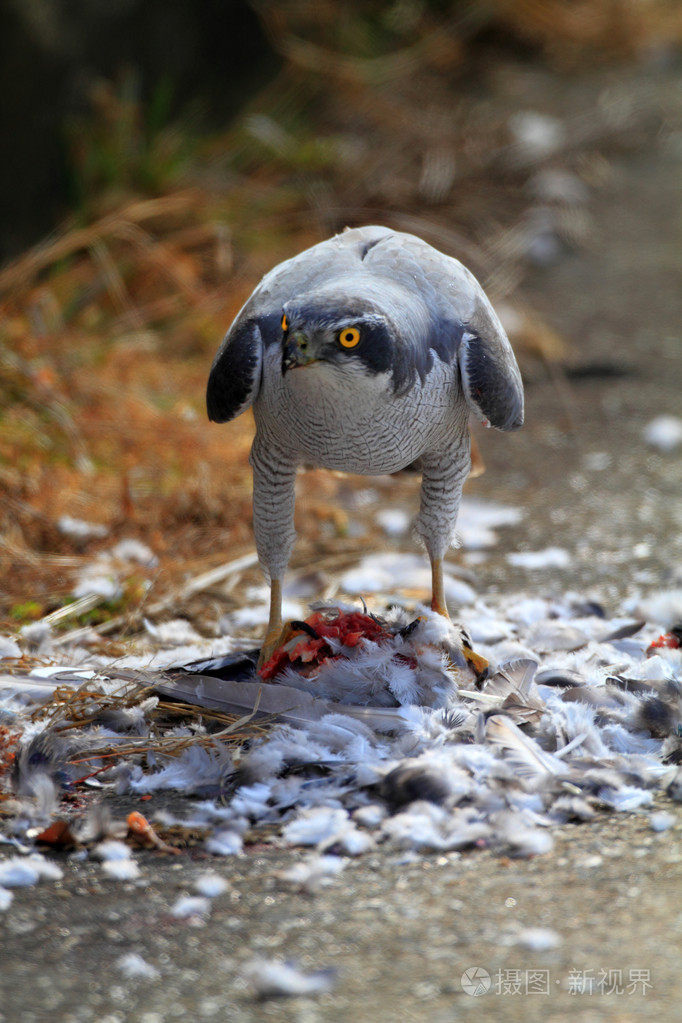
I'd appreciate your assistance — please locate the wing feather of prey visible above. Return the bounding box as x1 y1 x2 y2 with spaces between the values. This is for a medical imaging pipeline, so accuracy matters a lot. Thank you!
486 714 566 780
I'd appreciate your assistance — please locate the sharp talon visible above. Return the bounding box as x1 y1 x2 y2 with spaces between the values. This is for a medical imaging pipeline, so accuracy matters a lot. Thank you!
462 642 490 681
290 620 321 640
256 646 273 671
398 618 421 640
257 625 285 670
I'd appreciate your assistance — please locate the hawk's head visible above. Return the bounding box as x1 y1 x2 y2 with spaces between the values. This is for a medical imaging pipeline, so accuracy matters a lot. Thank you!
279 301 395 381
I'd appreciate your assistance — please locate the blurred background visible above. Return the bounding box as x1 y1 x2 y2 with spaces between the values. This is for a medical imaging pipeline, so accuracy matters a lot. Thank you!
1 0 681 639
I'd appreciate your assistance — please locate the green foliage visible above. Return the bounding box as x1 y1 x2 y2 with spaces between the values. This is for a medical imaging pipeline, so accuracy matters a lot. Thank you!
10 601 44 623
66 71 194 209
69 598 126 629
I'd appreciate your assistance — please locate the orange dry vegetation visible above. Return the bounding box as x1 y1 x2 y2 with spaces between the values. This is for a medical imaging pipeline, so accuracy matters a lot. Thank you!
0 193 270 625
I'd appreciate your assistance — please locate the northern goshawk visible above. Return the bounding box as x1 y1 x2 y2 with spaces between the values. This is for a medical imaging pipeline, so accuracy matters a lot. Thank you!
207 226 524 662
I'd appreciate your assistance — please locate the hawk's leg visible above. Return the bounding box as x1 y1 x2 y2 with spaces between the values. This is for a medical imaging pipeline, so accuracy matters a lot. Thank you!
430 556 449 617
416 442 489 678
429 431 483 613
260 577 284 668
413 439 471 619
250 436 298 669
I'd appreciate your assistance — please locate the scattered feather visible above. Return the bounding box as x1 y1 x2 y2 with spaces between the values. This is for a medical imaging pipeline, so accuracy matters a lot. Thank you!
193 872 229 898
244 958 336 999
171 895 211 919
101 859 141 881
456 498 523 550
282 807 351 848
634 590 682 630
597 786 652 812
0 635 22 659
486 715 565 783
495 812 554 857
525 620 589 653
667 769 682 802
110 539 158 566
276 855 346 891
507 548 571 570
4 580 682 870
91 840 133 862
57 515 109 542
116 953 160 980
0 854 63 887
204 830 244 856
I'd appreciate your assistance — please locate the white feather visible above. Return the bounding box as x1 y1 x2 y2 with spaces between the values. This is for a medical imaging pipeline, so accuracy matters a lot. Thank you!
204 830 243 856
0 854 64 887
244 958 335 998
486 715 566 781
171 895 211 919
116 953 160 980
193 872 230 898
282 807 350 847
102 859 141 881
596 786 653 812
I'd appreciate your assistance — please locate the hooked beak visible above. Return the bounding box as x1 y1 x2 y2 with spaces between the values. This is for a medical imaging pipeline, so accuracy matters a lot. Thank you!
282 332 317 374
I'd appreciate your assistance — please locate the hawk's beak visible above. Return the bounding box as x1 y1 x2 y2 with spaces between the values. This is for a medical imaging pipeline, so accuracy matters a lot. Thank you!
282 333 317 373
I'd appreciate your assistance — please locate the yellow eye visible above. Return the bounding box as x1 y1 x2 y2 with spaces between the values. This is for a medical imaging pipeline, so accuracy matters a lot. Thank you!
281 314 289 332
338 327 361 348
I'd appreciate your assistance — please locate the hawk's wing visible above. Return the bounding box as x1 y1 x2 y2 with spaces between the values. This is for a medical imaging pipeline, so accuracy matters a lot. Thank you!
359 230 525 432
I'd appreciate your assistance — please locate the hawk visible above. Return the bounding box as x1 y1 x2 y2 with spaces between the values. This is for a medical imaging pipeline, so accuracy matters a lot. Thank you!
207 226 524 663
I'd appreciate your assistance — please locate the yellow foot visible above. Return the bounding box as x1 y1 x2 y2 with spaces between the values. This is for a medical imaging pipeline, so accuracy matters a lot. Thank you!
257 618 315 671
257 624 286 671
430 554 450 619
461 640 489 681
257 577 285 670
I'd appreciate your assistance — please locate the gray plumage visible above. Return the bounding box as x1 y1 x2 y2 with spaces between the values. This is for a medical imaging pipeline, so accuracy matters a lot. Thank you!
206 225 524 652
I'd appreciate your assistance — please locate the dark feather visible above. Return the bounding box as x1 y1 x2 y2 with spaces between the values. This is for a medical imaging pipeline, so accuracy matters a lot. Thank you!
206 319 265 423
458 330 524 431
379 764 453 809
536 667 586 689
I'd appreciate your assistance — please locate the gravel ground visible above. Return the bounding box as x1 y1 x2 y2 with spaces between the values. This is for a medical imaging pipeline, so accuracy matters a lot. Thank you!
1 59 681 1023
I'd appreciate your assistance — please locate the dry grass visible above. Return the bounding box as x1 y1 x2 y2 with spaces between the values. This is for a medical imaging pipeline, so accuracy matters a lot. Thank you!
30 678 270 771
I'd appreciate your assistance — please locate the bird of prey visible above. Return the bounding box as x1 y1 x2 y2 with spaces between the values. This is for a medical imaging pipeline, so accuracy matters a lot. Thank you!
207 225 524 663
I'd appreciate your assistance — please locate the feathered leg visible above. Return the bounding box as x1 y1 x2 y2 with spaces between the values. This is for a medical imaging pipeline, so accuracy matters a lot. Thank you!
413 437 471 616
250 435 298 668
414 439 488 678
